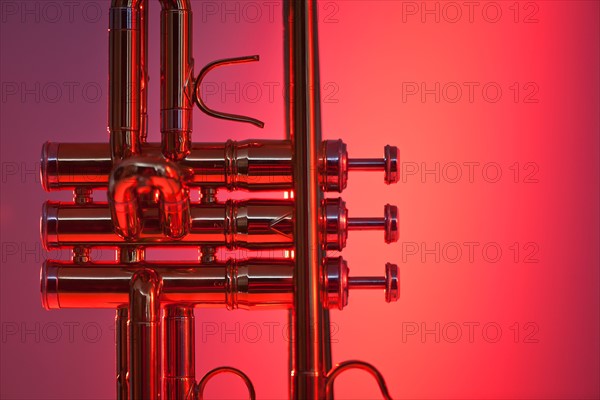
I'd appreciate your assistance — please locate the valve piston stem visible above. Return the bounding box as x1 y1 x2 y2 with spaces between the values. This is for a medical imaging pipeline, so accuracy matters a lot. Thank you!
348 277 386 289
347 158 386 170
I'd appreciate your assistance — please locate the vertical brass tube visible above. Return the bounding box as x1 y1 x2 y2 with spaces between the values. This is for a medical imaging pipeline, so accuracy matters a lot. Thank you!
163 306 196 399
287 1 326 398
116 307 129 400
305 0 334 386
157 6 196 398
109 0 141 160
321 309 333 400
160 0 194 160
110 1 144 396
139 0 148 143
129 269 161 400
284 3 294 393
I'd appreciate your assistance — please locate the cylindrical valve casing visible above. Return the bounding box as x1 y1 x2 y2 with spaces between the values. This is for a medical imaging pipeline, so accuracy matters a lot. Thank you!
41 140 293 191
42 259 294 310
42 200 294 249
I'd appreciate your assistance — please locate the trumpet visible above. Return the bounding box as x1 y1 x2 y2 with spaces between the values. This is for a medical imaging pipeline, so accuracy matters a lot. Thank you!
39 1 401 399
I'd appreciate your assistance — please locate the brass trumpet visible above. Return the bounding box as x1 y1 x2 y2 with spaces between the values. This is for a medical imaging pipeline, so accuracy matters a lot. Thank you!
39 1 401 398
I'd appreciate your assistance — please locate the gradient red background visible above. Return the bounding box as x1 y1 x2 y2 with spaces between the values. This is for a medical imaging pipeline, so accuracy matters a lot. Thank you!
1 1 598 399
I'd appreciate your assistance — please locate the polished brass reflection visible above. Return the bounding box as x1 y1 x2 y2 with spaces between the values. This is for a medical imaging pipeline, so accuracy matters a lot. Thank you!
39 1 402 398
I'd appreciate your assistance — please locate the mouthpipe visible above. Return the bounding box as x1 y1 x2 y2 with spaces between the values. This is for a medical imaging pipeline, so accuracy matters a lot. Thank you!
41 259 294 310
42 200 294 250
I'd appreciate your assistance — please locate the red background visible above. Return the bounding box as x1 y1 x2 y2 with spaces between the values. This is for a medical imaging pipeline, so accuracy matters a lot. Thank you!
1 1 598 399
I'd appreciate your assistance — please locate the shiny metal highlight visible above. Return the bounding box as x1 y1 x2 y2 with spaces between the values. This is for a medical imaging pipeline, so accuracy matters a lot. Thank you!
325 360 393 400
39 1 402 398
193 55 265 128
196 367 256 400
108 157 191 240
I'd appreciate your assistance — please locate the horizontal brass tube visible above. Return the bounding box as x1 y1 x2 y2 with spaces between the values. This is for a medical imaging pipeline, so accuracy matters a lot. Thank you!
42 259 294 310
41 140 293 191
42 199 294 249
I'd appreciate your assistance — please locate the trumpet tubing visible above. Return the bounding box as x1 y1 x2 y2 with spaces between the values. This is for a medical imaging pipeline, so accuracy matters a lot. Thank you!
39 1 401 399
41 139 397 191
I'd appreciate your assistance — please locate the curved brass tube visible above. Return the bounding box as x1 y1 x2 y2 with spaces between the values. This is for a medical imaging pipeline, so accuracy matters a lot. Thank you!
193 56 265 128
325 360 393 400
108 157 191 240
196 367 256 400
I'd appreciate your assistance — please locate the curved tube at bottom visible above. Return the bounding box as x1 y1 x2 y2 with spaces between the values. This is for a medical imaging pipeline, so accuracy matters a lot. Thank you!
325 360 393 400
196 367 256 400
